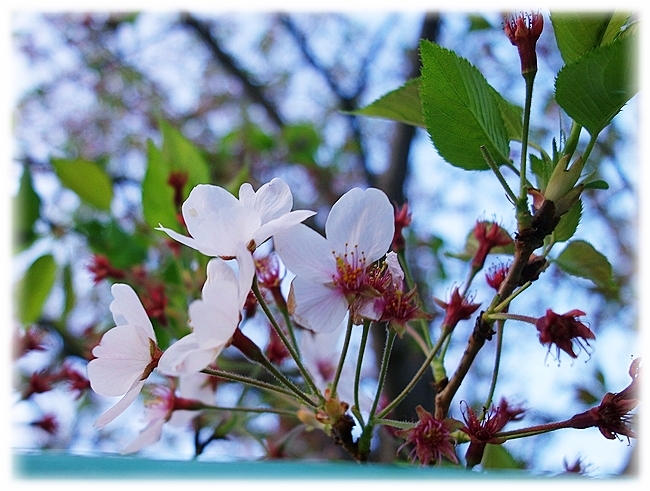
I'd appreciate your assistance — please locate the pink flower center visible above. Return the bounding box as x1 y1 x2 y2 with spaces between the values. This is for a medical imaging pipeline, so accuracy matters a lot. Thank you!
331 244 368 295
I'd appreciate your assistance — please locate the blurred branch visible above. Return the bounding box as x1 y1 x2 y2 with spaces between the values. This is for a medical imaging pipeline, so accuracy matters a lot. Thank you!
180 12 285 128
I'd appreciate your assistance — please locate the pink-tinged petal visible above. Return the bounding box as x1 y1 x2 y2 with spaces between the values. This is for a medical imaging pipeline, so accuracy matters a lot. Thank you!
250 177 293 223
253 209 316 248
120 418 166 454
157 334 224 376
385 251 404 287
93 379 145 428
325 188 394 263
87 324 153 396
109 284 155 340
274 224 335 282
290 276 349 333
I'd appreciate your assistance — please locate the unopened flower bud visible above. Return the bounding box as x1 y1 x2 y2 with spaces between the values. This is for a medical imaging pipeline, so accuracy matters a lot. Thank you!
504 12 544 75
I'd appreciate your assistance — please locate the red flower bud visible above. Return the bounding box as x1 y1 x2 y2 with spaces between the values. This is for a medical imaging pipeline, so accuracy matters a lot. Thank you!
535 309 595 360
504 12 544 75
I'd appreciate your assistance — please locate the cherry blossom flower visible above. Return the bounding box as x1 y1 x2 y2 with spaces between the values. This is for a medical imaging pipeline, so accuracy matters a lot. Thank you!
504 11 544 74
567 358 640 441
121 383 207 454
461 398 525 467
156 178 315 298
396 405 461 466
470 221 512 271
391 202 412 252
358 252 429 335
157 258 242 376
535 309 595 360
433 287 481 334
274 187 395 333
87 284 162 429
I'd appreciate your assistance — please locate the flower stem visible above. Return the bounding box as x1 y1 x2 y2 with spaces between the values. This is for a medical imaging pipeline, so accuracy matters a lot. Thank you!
481 145 517 204
354 320 371 425
330 315 354 400
200 404 300 419
201 367 303 403
481 318 505 418
376 330 445 419
397 249 433 349
251 277 322 401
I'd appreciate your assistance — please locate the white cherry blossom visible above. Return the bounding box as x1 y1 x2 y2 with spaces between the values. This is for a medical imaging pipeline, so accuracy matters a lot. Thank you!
274 187 394 333
156 178 315 296
87 284 161 429
157 258 242 376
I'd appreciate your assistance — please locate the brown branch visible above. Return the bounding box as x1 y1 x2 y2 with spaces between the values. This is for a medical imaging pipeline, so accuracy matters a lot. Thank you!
179 13 285 128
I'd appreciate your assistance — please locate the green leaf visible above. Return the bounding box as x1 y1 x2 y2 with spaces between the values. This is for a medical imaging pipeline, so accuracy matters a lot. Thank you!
159 119 210 189
554 240 616 291
555 28 638 137
142 120 211 231
552 199 582 243
16 254 57 324
481 444 524 470
283 123 321 166
493 92 523 142
348 78 425 127
76 218 148 269
62 263 75 318
13 166 42 251
468 15 493 32
142 140 178 232
419 40 510 170
529 153 555 190
583 179 609 190
51 158 113 211
551 12 630 64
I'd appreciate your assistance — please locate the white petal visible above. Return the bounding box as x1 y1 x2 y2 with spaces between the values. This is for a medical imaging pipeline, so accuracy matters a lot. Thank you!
179 184 240 255
189 292 239 346
385 251 405 287
93 379 145 428
205 257 238 287
290 276 349 333
251 178 293 223
120 418 166 454
109 284 155 340
274 224 335 282
157 334 224 376
235 246 256 308
325 187 394 263
253 209 316 248
87 324 153 397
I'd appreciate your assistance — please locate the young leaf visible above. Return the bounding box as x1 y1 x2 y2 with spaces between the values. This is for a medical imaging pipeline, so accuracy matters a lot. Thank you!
552 199 582 243
13 166 42 251
551 12 630 64
555 28 638 137
51 158 113 211
554 239 616 292
529 153 555 190
419 40 510 170
482 443 525 470
347 78 425 127
16 254 57 325
76 218 148 269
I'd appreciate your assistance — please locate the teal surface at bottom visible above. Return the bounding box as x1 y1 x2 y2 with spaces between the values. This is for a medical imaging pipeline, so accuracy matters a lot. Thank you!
13 451 528 480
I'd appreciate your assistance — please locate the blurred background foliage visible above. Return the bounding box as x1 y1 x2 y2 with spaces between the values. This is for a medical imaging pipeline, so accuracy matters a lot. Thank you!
11 10 638 475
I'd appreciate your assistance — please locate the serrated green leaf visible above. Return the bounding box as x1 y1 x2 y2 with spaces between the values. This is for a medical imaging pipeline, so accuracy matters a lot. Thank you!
348 78 425 127
554 240 615 291
493 92 523 142
555 29 638 137
51 158 113 211
553 199 582 243
551 12 628 64
482 444 524 470
13 166 42 251
419 40 510 170
16 254 57 324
